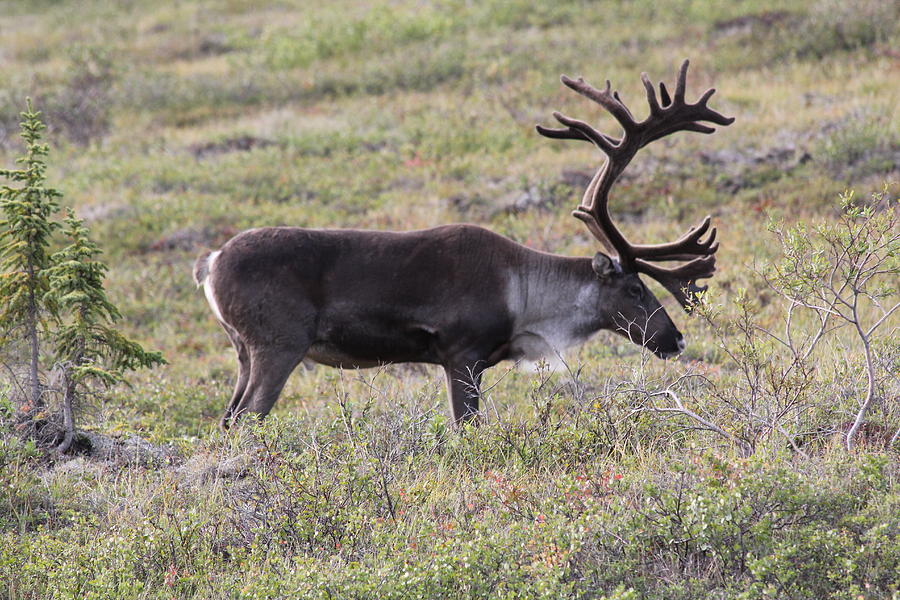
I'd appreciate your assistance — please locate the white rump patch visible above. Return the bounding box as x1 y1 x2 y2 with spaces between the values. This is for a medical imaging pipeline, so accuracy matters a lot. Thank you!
202 250 227 324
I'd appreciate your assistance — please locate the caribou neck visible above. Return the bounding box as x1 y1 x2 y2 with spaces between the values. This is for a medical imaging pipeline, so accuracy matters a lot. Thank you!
508 251 611 355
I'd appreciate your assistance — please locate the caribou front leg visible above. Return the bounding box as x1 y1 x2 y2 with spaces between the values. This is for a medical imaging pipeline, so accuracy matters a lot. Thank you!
443 360 485 424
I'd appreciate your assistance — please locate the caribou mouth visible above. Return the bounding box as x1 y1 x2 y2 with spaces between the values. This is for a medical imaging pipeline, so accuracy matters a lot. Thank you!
654 336 686 360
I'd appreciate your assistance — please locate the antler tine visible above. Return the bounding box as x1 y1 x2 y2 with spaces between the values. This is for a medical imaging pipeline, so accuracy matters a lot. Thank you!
674 58 689 103
658 82 672 108
636 60 734 143
533 74 628 150
613 90 636 121
560 75 639 135
571 163 620 256
631 215 719 261
536 74 647 264
624 61 732 305
535 124 622 149
550 112 619 154
535 122 597 143
636 255 717 311
640 72 662 116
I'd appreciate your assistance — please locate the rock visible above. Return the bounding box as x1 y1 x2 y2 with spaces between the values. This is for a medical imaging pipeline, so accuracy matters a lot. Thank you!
177 452 252 485
494 185 545 215
559 168 594 190
74 431 179 466
700 141 811 193
712 10 792 37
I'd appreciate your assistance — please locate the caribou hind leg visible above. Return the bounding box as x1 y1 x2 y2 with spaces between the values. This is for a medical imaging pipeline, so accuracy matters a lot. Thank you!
230 344 309 423
219 323 251 431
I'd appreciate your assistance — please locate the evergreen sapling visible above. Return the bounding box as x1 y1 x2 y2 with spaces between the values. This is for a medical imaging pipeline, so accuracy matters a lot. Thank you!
0 99 61 413
46 209 165 452
1 100 165 451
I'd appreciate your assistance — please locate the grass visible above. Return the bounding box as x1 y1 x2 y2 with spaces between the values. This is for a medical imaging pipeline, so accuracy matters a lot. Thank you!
0 0 899 598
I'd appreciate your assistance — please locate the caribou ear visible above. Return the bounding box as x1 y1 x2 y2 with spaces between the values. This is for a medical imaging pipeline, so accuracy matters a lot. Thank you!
591 252 618 282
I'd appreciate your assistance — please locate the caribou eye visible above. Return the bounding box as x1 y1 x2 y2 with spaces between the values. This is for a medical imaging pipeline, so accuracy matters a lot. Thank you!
628 283 644 299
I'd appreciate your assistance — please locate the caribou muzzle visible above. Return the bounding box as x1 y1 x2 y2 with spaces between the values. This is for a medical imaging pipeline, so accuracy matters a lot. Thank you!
651 331 686 360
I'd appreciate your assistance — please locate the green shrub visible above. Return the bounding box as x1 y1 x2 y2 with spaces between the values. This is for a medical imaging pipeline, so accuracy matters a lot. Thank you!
794 0 898 58
816 108 898 179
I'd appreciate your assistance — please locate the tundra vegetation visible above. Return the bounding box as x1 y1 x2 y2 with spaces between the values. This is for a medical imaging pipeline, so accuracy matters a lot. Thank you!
0 0 898 598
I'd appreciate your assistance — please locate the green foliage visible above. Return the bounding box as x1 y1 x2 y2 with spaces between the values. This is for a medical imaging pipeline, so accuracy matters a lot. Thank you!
1 103 164 451
816 108 899 180
0 99 61 334
42 45 115 146
769 188 899 304
0 422 44 532
46 209 165 388
248 5 456 71
2 413 898 599
624 188 900 456
766 188 899 449
710 0 899 70
0 99 62 409
742 486 900 599
793 0 898 58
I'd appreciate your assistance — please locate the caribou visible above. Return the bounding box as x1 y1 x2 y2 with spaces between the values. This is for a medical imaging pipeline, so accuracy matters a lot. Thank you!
194 60 733 429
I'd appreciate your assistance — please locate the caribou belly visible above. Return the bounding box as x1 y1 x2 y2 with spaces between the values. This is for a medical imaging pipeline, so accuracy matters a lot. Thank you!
306 322 441 368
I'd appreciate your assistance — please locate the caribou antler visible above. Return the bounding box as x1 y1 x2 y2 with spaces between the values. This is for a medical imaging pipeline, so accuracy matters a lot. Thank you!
536 59 734 310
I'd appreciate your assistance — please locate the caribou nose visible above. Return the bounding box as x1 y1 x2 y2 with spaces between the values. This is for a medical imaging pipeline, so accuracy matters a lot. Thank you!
676 333 686 353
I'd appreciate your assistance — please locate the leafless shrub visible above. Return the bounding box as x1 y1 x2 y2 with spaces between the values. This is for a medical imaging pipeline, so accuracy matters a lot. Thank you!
612 186 899 455
765 186 899 449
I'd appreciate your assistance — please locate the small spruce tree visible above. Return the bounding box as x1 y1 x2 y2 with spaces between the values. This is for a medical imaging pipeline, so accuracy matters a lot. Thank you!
0 99 61 411
46 210 165 451
2 100 165 451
